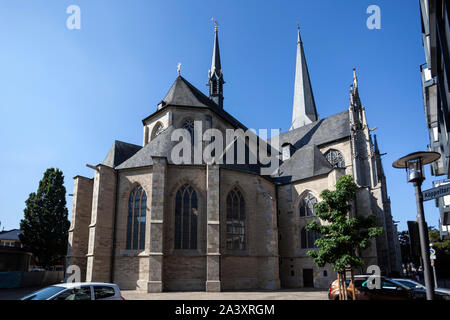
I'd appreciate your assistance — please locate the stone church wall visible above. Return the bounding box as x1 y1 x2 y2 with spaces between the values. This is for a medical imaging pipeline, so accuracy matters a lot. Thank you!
219 169 280 290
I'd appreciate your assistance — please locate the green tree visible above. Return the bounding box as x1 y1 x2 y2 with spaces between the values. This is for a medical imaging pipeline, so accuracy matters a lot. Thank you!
20 168 70 268
429 227 450 278
306 175 383 299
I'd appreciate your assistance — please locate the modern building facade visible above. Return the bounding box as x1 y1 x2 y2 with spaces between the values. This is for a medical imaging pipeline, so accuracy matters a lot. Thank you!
66 25 402 292
420 0 450 239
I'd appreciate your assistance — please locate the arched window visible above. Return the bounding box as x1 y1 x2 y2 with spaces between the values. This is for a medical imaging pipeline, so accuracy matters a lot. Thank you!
299 193 317 217
151 122 164 140
174 184 198 250
126 185 147 250
325 150 346 168
183 120 195 144
226 187 246 250
301 226 319 249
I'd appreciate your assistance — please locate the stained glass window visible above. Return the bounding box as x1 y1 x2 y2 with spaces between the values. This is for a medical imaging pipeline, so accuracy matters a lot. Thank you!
299 194 317 217
325 150 346 168
174 184 198 250
301 227 319 249
226 187 246 250
126 185 147 250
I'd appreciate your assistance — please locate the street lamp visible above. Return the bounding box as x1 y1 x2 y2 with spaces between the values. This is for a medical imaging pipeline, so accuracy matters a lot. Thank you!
393 151 440 300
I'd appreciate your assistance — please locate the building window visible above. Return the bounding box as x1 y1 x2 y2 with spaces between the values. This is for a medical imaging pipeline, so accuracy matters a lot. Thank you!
183 120 195 144
126 185 147 250
174 184 198 250
325 150 346 168
301 226 319 249
299 193 317 217
151 122 164 140
226 187 246 250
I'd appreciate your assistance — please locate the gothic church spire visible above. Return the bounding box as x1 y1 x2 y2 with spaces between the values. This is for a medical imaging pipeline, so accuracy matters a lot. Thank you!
290 26 318 131
208 21 224 108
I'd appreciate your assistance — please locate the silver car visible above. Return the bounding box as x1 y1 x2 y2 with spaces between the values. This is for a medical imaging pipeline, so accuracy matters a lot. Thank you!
21 282 124 300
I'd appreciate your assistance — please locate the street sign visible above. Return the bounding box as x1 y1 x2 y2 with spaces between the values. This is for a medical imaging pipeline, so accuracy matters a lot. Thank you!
422 184 450 201
430 248 437 260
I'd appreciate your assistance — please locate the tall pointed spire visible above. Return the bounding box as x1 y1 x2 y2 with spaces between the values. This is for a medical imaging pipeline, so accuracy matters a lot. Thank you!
290 25 318 131
208 20 224 108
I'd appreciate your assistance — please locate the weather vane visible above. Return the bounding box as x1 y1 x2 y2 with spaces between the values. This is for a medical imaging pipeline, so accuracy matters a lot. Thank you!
211 17 219 28
177 62 182 75
297 20 300 30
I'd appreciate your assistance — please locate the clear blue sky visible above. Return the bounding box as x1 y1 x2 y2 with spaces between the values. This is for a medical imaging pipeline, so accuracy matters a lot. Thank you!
0 0 439 232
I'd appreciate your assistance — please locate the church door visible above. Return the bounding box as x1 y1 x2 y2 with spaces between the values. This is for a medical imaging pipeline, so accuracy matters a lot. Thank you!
303 269 314 288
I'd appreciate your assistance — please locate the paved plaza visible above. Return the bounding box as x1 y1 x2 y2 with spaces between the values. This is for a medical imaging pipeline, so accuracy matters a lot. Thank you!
0 287 328 300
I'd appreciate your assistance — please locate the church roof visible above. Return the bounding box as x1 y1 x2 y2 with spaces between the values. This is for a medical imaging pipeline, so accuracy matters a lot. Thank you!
271 110 350 184
115 124 269 176
276 144 333 182
279 110 350 149
161 75 217 109
103 140 142 168
290 28 318 130
115 126 177 169
143 76 247 130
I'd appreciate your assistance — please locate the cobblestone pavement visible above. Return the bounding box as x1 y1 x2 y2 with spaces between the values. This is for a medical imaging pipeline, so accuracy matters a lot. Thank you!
122 288 328 300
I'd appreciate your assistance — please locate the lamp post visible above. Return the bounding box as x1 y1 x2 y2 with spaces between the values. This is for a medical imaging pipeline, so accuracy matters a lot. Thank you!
393 151 440 300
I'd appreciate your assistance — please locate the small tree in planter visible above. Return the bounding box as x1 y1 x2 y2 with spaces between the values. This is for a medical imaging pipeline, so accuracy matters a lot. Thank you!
306 175 383 300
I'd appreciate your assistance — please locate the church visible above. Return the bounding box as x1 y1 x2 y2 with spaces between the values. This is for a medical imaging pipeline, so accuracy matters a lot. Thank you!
66 24 402 292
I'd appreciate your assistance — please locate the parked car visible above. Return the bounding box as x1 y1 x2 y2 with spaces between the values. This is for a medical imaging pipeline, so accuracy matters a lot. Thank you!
329 275 413 300
392 278 450 296
329 275 450 300
21 282 124 300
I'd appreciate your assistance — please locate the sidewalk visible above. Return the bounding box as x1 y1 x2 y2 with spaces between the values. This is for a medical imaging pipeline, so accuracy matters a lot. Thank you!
122 288 328 300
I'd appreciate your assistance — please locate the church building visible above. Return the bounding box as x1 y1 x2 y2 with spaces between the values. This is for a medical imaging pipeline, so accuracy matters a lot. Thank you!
66 25 402 292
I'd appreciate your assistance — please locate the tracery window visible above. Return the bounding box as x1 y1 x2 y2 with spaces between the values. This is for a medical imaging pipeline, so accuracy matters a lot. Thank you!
301 226 319 249
174 184 198 250
152 123 164 138
126 185 147 250
299 193 317 217
183 120 195 144
325 150 346 168
226 187 246 250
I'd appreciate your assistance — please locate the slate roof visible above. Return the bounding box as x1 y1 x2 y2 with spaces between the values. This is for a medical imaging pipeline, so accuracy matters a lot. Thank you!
107 76 351 184
116 124 269 176
144 76 247 130
278 110 350 149
276 144 333 182
271 110 351 184
103 140 142 168
0 229 21 241
116 126 177 169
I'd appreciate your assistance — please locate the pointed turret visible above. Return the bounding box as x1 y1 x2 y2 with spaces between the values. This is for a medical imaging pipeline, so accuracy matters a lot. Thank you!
208 21 224 108
290 26 318 131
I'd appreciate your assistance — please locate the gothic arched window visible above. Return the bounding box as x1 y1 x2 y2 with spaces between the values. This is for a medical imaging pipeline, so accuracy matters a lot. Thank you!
226 187 246 250
151 122 164 140
126 185 147 250
299 194 317 217
301 226 319 249
183 120 195 144
325 150 346 168
174 184 198 250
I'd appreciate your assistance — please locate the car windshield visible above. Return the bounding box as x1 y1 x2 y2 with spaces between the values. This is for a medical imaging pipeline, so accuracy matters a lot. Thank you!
395 280 420 289
21 286 67 300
